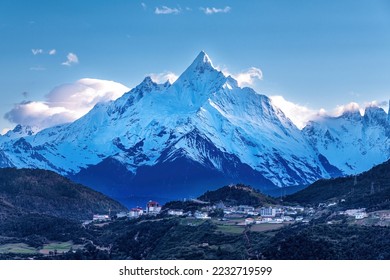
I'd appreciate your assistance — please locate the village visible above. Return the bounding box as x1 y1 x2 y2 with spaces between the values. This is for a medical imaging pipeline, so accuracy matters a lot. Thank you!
89 198 390 231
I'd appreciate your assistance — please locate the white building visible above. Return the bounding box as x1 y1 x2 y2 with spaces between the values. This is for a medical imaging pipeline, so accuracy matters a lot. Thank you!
256 217 273 223
116 212 127 218
282 216 294 222
260 207 276 217
345 208 367 220
93 214 110 221
291 206 305 212
128 207 144 218
194 211 210 219
238 205 255 214
168 209 184 216
146 201 161 214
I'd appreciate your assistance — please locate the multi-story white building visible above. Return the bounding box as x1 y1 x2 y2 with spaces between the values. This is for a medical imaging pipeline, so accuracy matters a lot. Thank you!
260 207 276 217
146 201 161 214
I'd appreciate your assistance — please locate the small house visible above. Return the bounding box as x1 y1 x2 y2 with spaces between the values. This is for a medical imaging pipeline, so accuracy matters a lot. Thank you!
93 214 110 222
168 209 184 216
245 218 255 225
194 211 210 219
128 207 144 218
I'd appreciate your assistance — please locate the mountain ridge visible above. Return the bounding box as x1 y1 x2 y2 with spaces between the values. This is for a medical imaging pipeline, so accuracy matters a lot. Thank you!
0 51 389 204
0 168 127 221
285 159 390 210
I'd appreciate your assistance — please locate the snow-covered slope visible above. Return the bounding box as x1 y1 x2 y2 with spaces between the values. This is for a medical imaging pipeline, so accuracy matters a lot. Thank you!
0 124 38 143
303 105 390 174
0 51 386 203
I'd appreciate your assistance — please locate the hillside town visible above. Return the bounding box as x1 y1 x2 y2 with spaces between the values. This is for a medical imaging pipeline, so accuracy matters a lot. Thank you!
90 197 377 229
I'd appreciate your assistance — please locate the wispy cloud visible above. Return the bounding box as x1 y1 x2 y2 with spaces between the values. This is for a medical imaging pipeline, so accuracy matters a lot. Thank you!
29 66 46 71
4 79 129 130
327 101 387 118
333 102 362 116
155 6 181 15
31 49 43 55
270 97 389 129
200 6 231 15
219 66 263 87
270 96 324 129
232 67 263 87
62 52 79 66
148 71 178 84
141 2 147 10
32 48 56 56
1 128 11 135
366 100 388 109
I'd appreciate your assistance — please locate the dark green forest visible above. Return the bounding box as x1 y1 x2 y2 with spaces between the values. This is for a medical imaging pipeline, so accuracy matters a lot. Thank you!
285 159 390 211
0 168 126 221
198 184 277 206
1 167 390 260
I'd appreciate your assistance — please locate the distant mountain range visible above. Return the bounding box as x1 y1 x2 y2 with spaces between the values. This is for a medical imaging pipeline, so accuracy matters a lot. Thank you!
303 106 390 174
0 51 389 204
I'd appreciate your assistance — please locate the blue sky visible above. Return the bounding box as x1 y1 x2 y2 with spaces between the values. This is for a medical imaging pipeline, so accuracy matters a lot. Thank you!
0 0 389 132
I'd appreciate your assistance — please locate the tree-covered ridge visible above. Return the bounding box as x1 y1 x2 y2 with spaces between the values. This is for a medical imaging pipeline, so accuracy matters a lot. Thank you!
0 168 127 221
262 223 390 260
285 160 390 210
198 184 277 207
1 166 390 260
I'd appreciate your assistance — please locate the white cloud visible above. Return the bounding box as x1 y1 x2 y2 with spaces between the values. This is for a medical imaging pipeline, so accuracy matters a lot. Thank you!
31 48 56 56
4 101 72 131
364 100 388 111
270 96 323 129
31 49 43 55
4 79 129 130
62 52 79 66
201 6 231 15
1 128 11 135
230 67 263 87
330 100 387 117
155 6 181 15
333 102 363 117
149 71 178 84
216 66 263 87
270 97 389 129
141 2 147 10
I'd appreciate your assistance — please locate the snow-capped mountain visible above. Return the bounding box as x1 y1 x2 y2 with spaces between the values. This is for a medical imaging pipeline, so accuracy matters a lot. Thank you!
0 124 38 143
0 51 388 204
303 105 390 174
